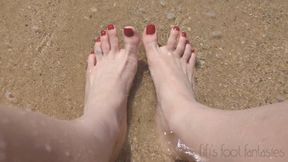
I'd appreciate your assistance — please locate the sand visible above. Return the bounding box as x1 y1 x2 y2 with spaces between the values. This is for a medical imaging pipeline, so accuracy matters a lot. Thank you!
0 0 288 161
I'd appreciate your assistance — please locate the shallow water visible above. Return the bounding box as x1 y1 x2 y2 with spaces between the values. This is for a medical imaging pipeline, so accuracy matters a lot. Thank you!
1 0 288 161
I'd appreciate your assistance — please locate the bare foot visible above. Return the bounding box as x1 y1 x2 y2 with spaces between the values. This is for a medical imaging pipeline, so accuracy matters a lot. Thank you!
81 24 140 161
142 24 202 161
142 24 288 162
0 25 140 162
142 24 196 121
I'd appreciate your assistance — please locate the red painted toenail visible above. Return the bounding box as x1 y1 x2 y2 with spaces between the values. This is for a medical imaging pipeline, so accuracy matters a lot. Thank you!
182 32 187 37
146 24 156 35
95 36 101 42
101 30 106 36
173 26 180 31
192 48 196 53
123 28 134 37
107 24 114 30
90 49 95 54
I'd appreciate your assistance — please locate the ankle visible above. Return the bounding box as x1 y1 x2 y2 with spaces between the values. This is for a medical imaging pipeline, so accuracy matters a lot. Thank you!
159 95 196 116
73 119 119 162
160 100 205 132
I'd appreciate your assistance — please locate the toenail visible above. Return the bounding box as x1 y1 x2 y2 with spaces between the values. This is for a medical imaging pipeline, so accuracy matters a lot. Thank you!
107 24 114 30
101 30 106 36
173 26 180 31
182 32 187 37
186 40 190 44
90 49 95 54
95 36 101 42
146 24 156 35
192 48 196 53
123 27 134 37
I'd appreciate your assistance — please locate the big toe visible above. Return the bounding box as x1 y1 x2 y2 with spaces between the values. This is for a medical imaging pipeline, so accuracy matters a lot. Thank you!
142 24 159 55
123 26 140 55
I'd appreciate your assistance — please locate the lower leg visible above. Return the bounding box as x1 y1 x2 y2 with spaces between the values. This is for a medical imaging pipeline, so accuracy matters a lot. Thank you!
142 24 288 162
0 24 140 162
168 100 288 162
0 105 108 162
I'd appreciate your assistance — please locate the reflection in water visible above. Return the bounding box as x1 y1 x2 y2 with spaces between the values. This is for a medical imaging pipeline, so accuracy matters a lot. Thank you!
163 130 205 162
176 139 203 162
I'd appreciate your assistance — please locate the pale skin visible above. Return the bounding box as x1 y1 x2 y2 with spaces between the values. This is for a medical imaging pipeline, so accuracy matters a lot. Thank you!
0 25 141 162
0 24 287 162
143 24 288 162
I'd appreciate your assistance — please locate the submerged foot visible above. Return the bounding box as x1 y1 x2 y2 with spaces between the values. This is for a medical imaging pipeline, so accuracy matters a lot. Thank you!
81 24 140 161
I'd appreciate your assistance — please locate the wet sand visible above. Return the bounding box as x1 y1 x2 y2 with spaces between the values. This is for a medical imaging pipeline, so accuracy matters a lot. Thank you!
0 0 288 161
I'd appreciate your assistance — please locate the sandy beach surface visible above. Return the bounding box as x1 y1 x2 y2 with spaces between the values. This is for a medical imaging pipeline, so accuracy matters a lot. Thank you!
0 0 288 161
